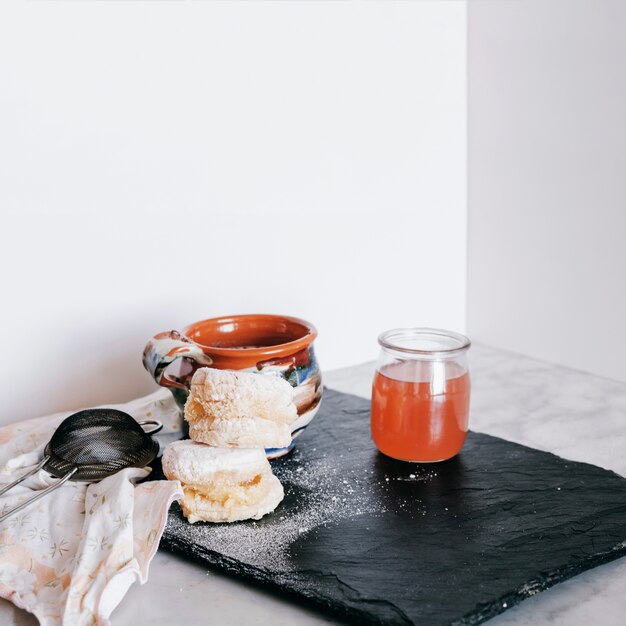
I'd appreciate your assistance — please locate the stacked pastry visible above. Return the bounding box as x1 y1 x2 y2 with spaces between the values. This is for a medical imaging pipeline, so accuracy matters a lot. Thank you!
163 368 296 523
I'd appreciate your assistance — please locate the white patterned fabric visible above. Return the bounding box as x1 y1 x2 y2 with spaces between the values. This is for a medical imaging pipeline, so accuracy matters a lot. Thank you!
0 390 183 625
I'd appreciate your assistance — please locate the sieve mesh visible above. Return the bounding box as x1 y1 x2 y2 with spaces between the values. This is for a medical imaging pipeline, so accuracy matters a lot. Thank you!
43 409 160 480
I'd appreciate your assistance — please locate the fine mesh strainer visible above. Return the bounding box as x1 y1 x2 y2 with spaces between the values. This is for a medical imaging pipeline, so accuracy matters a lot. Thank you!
0 408 162 523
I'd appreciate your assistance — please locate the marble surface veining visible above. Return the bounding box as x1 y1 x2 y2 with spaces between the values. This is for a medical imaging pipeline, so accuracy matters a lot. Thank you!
2 344 626 625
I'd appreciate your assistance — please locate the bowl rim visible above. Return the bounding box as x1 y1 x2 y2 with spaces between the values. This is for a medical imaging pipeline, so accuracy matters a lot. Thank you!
182 314 318 359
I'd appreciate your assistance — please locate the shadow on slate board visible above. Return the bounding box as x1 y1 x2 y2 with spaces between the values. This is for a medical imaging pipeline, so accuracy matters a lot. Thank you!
161 388 626 626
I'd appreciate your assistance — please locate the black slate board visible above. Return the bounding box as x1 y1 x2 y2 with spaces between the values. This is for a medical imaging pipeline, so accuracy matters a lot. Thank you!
161 388 626 625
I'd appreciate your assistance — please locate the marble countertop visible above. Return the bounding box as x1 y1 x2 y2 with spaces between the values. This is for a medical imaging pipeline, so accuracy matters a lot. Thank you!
3 343 626 625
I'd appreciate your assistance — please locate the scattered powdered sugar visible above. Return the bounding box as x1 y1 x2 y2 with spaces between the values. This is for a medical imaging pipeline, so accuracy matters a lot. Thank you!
164 441 440 571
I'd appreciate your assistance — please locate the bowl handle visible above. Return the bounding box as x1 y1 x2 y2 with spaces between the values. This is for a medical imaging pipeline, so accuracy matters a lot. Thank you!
142 330 213 390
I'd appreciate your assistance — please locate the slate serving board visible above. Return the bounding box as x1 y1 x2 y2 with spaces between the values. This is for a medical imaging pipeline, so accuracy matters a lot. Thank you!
161 388 626 626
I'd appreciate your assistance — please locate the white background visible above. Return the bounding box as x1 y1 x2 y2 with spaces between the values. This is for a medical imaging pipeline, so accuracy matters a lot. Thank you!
467 0 626 383
0 1 467 424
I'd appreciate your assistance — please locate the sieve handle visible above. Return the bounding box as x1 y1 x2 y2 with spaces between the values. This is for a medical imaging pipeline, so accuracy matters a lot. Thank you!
138 420 163 435
142 330 213 391
0 466 78 524
0 456 50 498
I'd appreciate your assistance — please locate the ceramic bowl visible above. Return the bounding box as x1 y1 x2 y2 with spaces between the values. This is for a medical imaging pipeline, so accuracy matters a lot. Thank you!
143 314 322 458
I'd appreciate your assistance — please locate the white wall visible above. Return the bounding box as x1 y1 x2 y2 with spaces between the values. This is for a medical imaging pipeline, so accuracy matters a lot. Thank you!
467 0 626 382
0 1 467 424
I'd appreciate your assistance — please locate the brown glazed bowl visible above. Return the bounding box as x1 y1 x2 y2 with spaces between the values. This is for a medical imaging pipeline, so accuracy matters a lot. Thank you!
143 314 322 457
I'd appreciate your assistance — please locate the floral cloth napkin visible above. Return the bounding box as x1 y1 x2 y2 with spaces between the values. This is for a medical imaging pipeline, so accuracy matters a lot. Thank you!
0 389 183 626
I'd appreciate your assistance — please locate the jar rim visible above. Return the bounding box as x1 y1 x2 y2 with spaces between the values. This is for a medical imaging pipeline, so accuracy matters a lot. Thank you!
377 327 471 357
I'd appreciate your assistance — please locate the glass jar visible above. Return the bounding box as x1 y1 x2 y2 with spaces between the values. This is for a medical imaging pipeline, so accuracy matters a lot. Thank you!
371 328 471 463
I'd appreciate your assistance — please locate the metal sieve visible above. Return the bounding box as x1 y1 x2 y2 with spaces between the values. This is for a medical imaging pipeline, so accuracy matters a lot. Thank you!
0 408 162 523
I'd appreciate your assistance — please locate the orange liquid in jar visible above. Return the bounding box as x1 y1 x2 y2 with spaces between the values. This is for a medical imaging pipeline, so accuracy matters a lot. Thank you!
371 361 470 462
